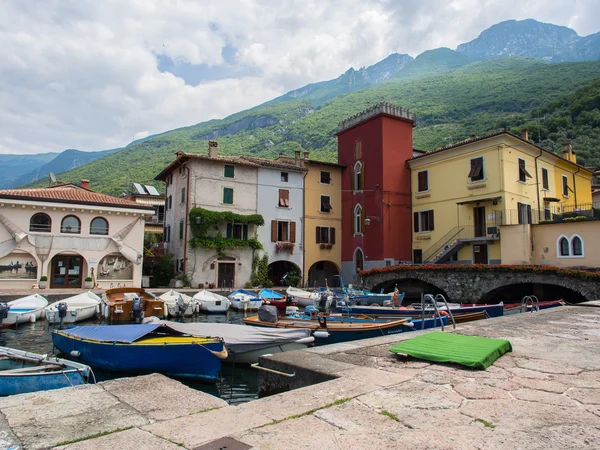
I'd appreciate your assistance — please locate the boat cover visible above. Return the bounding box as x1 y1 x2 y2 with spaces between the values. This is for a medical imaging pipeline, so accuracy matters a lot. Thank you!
389 331 512 370
60 324 165 343
259 289 283 299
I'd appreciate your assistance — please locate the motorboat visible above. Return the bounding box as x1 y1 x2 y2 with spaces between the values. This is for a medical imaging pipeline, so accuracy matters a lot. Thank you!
52 323 226 382
145 318 314 364
158 289 196 317
285 286 319 308
258 288 298 313
193 290 231 313
0 346 92 395
343 302 505 318
0 294 48 328
101 287 165 324
228 289 262 311
45 291 102 324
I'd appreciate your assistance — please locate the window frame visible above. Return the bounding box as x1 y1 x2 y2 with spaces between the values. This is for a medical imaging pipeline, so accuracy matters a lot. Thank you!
320 171 331 184
413 210 434 232
353 204 363 235
417 170 429 192
179 219 184 240
518 158 532 183
558 235 570 257
320 195 332 213
469 156 484 182
223 187 234 205
277 220 290 242
90 217 109 235
280 172 288 182
517 202 532 225
541 167 549 190
353 161 363 192
278 189 290 208
572 235 584 257
29 213 52 233
223 165 235 178
60 215 81 234
180 187 186 204
562 175 569 197
316 226 336 245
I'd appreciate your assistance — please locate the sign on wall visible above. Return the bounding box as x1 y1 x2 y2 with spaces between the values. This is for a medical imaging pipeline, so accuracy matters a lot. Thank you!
0 251 37 279
97 253 133 280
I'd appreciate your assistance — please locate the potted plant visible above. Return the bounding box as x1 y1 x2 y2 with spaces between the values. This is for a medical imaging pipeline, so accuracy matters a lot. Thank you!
39 276 48 289
84 276 94 289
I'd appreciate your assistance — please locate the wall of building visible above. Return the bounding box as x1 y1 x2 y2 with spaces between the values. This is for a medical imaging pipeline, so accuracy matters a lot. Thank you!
499 224 533 265
531 221 600 268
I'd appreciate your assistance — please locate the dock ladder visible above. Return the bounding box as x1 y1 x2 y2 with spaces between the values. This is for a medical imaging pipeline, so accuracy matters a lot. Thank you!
520 295 540 313
420 294 456 331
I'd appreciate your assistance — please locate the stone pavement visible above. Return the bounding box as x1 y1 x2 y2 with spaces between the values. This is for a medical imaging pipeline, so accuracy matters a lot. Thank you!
2 305 600 449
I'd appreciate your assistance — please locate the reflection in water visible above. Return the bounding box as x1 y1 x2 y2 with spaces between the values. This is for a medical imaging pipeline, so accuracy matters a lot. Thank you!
0 310 259 405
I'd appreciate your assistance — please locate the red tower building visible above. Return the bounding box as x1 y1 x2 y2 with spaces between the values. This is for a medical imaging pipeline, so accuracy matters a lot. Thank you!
336 103 416 284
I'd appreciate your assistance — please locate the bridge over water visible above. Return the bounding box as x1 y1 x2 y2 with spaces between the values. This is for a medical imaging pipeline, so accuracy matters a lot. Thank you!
357 266 600 303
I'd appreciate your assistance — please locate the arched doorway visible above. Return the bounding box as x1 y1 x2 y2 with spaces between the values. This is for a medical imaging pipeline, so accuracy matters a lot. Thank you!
354 247 364 274
307 261 339 289
268 261 301 287
49 252 86 288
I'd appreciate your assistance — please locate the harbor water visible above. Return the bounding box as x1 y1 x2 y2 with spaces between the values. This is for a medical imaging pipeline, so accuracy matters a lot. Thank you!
0 310 259 405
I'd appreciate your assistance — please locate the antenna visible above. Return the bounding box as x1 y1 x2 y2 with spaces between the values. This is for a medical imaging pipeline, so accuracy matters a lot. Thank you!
49 172 56 185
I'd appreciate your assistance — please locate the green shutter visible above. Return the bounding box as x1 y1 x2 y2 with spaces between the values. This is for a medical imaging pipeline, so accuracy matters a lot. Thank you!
226 223 232 238
223 188 233 204
243 224 248 240
179 220 184 239
224 165 235 178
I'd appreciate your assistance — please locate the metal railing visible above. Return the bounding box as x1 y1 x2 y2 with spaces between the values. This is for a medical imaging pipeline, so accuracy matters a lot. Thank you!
500 203 600 226
423 224 499 263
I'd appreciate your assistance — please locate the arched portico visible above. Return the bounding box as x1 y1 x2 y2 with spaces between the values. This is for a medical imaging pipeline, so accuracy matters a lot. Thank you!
307 261 340 289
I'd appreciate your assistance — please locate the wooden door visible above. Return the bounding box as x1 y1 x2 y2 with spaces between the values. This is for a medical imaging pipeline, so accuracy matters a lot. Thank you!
473 206 486 237
473 244 488 264
218 262 235 289
51 255 83 288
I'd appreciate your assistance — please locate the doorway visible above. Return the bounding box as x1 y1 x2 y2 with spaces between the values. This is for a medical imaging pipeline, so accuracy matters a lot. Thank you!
217 262 235 289
473 244 488 264
50 255 83 288
473 206 486 237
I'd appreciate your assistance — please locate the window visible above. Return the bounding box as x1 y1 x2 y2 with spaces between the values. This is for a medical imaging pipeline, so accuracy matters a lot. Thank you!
179 220 184 240
354 247 364 273
557 234 584 258
223 187 234 204
167 195 172 210
354 140 362 160
353 204 363 234
271 220 296 242
168 174 173 185
281 172 288 182
320 171 331 184
417 170 428 192
517 202 532 225
320 195 332 213
469 157 484 182
227 223 248 240
518 158 532 182
165 225 171 242
90 217 108 235
542 168 549 190
353 161 363 191
572 236 583 256
180 187 186 204
29 213 51 232
224 165 235 178
544 207 551 221
316 226 335 244
278 189 290 207
413 210 434 232
60 215 81 234
562 175 570 197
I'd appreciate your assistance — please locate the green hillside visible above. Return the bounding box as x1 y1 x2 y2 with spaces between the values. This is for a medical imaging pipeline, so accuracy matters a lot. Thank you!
32 58 600 195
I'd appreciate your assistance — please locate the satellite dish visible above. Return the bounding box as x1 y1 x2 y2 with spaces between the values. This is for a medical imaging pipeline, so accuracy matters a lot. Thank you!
49 172 56 183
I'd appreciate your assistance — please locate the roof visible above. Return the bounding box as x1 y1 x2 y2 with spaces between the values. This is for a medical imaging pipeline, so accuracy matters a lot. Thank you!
305 159 346 169
406 130 594 173
335 103 416 135
155 152 307 181
0 184 155 211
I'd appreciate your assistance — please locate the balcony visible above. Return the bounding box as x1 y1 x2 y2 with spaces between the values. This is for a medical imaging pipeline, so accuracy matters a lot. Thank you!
499 203 600 226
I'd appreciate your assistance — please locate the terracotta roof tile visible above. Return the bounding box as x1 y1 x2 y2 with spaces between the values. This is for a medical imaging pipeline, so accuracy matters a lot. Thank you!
0 184 154 210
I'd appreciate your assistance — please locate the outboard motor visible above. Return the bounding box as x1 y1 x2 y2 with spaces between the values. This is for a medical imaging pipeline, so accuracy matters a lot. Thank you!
318 292 329 313
132 296 144 324
0 302 8 326
174 295 188 319
57 302 68 328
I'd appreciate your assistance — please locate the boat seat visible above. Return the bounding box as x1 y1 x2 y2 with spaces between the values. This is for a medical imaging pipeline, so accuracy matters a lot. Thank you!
2 364 65 374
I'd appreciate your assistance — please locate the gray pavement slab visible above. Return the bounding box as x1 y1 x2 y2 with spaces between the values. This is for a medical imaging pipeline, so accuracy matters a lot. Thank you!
53 428 182 450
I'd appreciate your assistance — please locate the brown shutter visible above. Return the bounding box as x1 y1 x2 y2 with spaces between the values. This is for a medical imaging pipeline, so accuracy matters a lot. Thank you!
330 227 335 244
414 212 419 232
360 207 365 233
360 162 365 190
271 220 277 242
428 210 435 231
316 226 321 244
351 207 355 234
290 221 296 243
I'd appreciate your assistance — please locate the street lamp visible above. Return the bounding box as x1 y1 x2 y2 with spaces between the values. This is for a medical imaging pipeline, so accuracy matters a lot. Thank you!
195 216 202 225
364 216 382 226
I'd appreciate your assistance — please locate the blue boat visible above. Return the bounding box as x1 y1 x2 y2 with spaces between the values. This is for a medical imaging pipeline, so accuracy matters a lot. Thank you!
52 324 226 382
0 346 92 396
342 303 504 318
229 289 263 311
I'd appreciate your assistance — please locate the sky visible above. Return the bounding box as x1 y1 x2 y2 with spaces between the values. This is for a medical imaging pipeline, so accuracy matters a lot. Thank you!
1 0 598 155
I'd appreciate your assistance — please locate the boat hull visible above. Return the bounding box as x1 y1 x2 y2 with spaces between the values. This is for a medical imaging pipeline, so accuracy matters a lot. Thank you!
101 288 165 323
343 303 504 318
46 304 98 324
51 332 223 381
2 308 45 328
197 301 230 314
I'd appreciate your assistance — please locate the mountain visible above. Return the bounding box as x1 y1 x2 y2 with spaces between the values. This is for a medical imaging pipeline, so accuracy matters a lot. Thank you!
0 153 58 189
457 19 600 62
9 148 118 188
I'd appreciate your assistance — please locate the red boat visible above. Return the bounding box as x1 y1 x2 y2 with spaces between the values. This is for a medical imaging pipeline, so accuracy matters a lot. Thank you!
258 288 298 313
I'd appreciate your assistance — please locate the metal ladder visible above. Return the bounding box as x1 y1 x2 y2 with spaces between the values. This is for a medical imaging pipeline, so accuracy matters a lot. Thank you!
420 293 456 331
520 295 540 313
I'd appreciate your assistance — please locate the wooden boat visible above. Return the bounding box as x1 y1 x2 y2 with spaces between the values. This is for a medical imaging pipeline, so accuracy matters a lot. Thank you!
0 346 92 396
0 294 48 328
286 287 319 307
159 290 196 317
259 288 298 313
342 302 504 318
45 291 102 324
145 318 314 364
228 289 263 311
100 287 165 324
52 323 226 381
193 290 231 313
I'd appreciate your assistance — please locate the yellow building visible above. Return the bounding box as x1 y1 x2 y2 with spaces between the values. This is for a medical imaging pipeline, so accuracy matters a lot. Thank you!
276 152 344 287
407 131 594 265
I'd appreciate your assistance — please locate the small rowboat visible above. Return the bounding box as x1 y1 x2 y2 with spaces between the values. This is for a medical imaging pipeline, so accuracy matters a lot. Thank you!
0 346 92 396
45 291 102 324
229 289 263 311
101 287 165 323
52 323 226 382
285 287 318 307
259 288 298 313
193 290 231 313
0 294 48 328
159 290 196 317
504 299 565 315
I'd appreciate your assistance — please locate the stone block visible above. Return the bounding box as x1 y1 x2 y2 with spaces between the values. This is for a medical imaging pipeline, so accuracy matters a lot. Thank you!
511 388 578 407
453 382 510 399
566 387 600 405
53 428 181 450
359 381 464 410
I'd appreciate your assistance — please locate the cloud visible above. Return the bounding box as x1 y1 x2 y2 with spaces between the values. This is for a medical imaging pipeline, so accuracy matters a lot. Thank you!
0 0 598 155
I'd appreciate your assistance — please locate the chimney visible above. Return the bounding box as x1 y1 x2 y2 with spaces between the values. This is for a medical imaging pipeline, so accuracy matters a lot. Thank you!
80 179 90 190
303 151 310 160
294 150 300 165
57 181 63 185
208 141 218 158
562 139 576 163
522 129 529 141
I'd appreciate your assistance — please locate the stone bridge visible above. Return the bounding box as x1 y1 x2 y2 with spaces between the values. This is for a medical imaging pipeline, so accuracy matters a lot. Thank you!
357 267 600 303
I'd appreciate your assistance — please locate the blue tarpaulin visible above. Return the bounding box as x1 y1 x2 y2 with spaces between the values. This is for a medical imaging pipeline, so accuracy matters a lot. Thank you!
62 324 163 343
259 289 284 299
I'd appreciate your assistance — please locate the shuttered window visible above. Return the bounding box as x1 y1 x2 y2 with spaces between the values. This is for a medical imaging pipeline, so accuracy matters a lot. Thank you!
227 223 248 239
517 202 532 224
224 165 235 178
518 158 532 182
223 187 234 204
353 204 363 234
414 210 434 232
354 140 362 159
353 161 364 191
278 189 290 207
562 175 570 197
469 157 484 182
179 220 184 239
542 168 549 190
180 187 185 204
417 170 428 192
320 171 331 184
320 195 332 213
316 226 336 244
272 220 295 242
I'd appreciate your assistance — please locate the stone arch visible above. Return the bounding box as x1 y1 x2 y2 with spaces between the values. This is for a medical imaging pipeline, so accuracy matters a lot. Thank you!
268 260 301 286
307 260 339 289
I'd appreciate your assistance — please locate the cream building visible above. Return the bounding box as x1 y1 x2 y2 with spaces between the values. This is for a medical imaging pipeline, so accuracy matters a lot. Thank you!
0 183 152 289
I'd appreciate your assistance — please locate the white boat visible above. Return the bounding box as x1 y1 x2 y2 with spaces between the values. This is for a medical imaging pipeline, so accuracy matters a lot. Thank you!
1 294 48 328
228 289 263 311
45 291 102 324
159 289 196 317
193 290 231 313
144 318 314 364
286 286 320 307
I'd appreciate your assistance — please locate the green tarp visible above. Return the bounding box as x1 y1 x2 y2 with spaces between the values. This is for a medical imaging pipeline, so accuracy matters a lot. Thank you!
389 332 512 370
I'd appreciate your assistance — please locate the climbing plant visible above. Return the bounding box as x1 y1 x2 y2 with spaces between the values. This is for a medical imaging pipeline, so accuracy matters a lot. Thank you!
250 253 272 288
